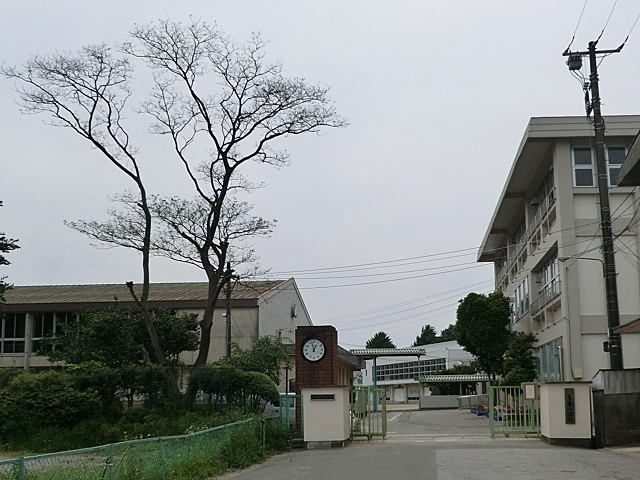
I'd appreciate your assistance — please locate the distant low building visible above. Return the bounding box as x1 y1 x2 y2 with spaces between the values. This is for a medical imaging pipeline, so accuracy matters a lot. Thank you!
0 279 311 391
359 341 475 403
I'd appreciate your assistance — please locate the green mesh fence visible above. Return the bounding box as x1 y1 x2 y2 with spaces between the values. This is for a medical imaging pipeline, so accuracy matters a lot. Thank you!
0 416 279 480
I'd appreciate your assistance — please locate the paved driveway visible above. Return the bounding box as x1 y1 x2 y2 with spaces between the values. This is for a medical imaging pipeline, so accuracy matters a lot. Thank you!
216 409 640 480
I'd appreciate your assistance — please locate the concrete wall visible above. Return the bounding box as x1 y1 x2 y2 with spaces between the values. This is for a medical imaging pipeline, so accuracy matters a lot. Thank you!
593 390 640 447
420 396 459 409
540 382 592 448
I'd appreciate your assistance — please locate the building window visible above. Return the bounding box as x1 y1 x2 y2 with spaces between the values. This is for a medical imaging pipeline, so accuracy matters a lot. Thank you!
531 255 561 317
573 146 626 187
1 313 26 354
535 337 562 382
513 278 529 322
375 358 446 382
539 256 560 302
31 312 76 353
607 147 625 186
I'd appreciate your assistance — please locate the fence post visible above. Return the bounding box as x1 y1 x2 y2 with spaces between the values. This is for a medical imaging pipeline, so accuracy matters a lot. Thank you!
489 387 495 437
108 443 115 480
159 437 166 480
261 417 267 446
17 457 24 480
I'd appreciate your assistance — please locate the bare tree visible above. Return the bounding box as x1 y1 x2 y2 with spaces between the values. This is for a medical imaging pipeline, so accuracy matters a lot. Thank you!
1 46 167 366
120 19 346 402
4 19 346 403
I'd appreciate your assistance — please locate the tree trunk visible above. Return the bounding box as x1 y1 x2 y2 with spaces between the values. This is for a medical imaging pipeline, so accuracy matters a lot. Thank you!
184 269 224 405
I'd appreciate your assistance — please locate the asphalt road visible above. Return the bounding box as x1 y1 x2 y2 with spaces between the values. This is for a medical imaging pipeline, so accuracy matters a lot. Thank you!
216 409 640 480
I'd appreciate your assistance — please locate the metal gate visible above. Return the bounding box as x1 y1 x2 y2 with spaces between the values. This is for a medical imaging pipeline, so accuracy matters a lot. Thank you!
489 385 540 437
350 386 387 440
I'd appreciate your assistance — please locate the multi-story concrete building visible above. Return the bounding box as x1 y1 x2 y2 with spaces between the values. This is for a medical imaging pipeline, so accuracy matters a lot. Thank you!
478 115 640 382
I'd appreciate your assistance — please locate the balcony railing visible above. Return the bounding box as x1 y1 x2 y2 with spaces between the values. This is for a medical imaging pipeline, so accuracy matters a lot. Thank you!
529 188 556 234
495 188 557 288
530 278 561 316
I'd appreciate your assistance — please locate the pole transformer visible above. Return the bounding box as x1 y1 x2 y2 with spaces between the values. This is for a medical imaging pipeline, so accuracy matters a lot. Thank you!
563 40 624 370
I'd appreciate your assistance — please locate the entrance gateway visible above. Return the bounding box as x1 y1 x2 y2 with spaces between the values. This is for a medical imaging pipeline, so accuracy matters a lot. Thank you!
489 384 541 437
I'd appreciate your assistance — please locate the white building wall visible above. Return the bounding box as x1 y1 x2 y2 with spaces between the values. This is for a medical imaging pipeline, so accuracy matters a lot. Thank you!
257 278 312 344
581 334 609 381
483 119 640 382
621 334 640 368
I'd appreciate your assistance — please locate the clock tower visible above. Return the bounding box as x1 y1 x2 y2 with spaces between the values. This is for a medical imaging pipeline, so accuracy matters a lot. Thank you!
295 325 339 392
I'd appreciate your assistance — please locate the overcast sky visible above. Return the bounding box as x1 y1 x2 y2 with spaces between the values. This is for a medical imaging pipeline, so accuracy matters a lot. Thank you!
2 1 640 349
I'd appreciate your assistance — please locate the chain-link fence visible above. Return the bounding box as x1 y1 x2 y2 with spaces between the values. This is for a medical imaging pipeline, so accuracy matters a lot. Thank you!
0 416 280 480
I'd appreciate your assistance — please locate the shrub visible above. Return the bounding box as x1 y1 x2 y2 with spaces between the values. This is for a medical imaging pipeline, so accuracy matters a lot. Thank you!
189 366 279 411
0 371 101 435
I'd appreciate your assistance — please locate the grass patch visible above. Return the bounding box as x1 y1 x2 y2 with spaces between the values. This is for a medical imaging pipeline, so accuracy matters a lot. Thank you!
0 418 291 480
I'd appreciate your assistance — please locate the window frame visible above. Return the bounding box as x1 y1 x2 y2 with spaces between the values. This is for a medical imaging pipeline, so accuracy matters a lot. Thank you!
513 278 530 322
31 312 77 354
1 313 26 355
572 146 626 188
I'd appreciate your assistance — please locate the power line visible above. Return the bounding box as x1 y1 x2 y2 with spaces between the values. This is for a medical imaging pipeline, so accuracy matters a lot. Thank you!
325 279 494 323
567 0 590 51
624 10 640 43
254 247 479 276
597 0 618 42
330 282 494 327
277 260 479 281
296 264 490 290
253 203 640 282
337 301 460 332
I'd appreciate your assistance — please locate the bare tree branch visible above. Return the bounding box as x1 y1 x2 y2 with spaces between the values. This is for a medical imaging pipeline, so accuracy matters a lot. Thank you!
4 19 346 405
1 45 169 370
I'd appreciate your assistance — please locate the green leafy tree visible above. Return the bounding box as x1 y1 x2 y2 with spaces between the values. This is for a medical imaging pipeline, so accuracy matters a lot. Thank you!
366 331 396 349
500 332 538 386
412 324 438 346
438 324 457 342
455 291 511 385
217 336 290 384
0 201 19 308
44 307 198 367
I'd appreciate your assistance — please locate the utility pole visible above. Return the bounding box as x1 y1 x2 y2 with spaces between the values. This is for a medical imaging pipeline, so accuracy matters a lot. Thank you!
225 261 234 358
563 40 624 370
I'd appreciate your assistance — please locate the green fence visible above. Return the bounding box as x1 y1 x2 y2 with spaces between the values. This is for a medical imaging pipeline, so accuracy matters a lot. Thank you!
0 416 279 480
350 386 387 440
489 385 540 437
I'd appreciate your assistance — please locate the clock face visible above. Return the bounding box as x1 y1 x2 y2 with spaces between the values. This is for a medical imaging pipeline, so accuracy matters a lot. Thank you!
302 337 326 362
